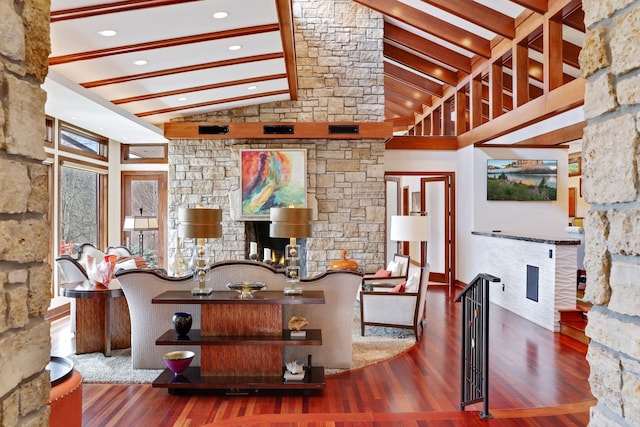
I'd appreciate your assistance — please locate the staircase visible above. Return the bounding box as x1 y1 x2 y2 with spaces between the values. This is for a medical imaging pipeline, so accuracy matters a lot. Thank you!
559 298 591 345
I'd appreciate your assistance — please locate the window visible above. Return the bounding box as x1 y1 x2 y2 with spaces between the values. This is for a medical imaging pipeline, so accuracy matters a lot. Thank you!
58 159 107 255
59 122 108 159
121 144 168 164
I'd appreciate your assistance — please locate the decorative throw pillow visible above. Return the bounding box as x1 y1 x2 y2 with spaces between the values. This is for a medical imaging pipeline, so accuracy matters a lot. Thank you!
405 271 421 292
374 268 392 278
395 257 409 276
386 260 401 276
392 282 406 292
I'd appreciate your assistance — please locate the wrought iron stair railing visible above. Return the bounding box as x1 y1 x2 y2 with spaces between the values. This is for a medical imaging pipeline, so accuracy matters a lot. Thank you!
454 273 500 419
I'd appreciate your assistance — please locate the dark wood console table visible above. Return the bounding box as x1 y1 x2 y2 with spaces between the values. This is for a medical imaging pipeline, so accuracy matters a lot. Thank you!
151 290 326 393
61 281 131 356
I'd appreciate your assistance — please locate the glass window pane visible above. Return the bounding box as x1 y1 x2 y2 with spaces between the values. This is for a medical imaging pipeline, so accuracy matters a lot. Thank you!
60 124 107 157
59 166 98 253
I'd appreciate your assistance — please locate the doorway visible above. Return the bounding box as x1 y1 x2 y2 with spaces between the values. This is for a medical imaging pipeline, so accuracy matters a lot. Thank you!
385 172 456 289
121 171 167 268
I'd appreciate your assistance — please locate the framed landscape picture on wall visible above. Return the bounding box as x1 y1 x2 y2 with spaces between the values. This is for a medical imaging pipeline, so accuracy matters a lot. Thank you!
240 149 307 219
487 159 558 201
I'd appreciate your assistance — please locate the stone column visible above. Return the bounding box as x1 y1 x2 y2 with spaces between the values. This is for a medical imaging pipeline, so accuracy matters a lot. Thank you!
0 0 52 425
580 1 640 425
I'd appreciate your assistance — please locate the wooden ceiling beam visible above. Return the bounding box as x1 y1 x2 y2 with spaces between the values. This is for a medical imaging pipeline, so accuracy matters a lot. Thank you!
386 101 418 118
49 24 280 65
384 62 444 97
384 77 434 107
386 89 425 113
384 23 472 74
112 73 287 104
509 0 548 15
276 0 298 100
386 136 458 150
419 0 515 39
50 0 199 22
354 0 491 58
80 52 283 88
384 43 458 86
457 77 584 148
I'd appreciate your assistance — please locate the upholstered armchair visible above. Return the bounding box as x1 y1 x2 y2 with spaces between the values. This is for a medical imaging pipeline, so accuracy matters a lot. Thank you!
360 264 430 340
361 253 410 291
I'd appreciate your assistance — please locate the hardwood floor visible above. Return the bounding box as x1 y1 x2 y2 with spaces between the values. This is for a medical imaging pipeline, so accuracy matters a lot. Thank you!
50 287 595 426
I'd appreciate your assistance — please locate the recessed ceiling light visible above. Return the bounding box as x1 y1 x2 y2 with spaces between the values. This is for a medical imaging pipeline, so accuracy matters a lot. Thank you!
98 29 117 37
228 45 242 51
71 116 79 120
213 11 228 19
133 59 148 66
247 85 258 90
177 97 188 101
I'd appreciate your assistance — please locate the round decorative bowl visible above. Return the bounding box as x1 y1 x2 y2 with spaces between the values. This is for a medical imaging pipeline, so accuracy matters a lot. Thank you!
226 281 267 298
163 350 195 376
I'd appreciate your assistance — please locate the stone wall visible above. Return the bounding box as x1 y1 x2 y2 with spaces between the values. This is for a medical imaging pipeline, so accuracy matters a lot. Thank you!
0 0 52 425
169 0 387 274
580 1 640 425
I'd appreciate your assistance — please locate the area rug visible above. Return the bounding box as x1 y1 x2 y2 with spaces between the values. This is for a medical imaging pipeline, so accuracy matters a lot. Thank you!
67 307 416 384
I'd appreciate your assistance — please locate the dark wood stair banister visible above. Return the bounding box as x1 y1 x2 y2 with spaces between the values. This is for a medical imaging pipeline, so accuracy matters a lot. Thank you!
454 273 501 420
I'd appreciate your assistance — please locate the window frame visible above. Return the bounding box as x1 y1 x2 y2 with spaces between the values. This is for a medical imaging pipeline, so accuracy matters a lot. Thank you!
121 143 168 164
57 156 109 255
58 121 109 161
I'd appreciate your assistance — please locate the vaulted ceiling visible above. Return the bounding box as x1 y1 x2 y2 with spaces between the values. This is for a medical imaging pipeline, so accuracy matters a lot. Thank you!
45 0 585 145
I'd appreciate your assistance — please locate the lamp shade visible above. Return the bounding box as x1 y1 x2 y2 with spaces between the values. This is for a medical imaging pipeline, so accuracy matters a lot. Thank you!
123 215 159 231
269 207 312 238
390 215 429 242
178 207 222 238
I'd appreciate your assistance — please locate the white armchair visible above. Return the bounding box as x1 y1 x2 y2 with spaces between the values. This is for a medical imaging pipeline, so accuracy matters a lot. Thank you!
360 264 430 340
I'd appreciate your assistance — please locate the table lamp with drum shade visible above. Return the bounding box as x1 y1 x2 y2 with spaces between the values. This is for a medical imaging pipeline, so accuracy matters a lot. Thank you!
269 206 312 295
178 207 222 296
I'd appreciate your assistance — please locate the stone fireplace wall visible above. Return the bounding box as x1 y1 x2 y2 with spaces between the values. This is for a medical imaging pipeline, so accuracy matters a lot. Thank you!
168 0 386 275
0 1 52 425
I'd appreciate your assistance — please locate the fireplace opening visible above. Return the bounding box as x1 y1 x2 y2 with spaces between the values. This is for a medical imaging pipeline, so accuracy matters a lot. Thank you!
244 222 307 276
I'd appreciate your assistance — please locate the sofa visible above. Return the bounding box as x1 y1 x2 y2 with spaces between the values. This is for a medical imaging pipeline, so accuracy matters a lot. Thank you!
115 260 362 370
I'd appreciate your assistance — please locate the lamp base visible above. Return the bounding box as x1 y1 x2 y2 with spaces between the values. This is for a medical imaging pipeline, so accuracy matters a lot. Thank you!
191 287 213 296
283 286 303 295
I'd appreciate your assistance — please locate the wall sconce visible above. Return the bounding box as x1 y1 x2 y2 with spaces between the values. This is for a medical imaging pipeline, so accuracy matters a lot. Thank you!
178 207 222 295
269 207 312 295
123 208 159 256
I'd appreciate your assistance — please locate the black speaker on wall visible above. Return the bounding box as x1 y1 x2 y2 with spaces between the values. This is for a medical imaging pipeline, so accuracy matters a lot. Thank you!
199 125 229 135
263 125 294 135
328 124 359 134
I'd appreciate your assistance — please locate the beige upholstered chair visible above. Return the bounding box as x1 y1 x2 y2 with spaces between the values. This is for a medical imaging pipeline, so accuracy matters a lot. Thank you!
56 255 89 283
361 253 410 290
360 264 430 340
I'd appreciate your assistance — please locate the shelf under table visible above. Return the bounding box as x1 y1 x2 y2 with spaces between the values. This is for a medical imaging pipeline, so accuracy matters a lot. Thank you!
156 329 322 346
152 366 326 392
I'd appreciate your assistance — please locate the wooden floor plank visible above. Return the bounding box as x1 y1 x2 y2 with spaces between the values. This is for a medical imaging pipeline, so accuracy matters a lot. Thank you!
50 287 594 426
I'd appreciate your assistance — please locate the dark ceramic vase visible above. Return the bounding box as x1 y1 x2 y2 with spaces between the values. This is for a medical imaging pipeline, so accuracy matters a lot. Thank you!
172 312 192 337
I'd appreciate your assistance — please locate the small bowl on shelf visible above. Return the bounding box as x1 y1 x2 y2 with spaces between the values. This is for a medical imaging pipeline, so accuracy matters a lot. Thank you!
163 350 195 376
226 281 267 298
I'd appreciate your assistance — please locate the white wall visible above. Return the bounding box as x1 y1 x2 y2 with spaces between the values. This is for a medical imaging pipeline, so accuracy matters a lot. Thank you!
385 144 574 285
